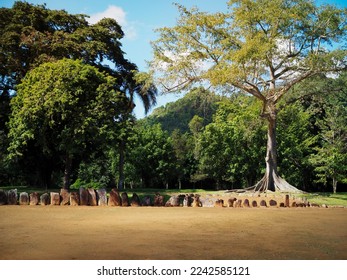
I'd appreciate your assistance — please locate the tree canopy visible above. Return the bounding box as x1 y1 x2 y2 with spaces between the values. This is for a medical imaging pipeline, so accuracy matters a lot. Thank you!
151 0 347 192
8 58 127 188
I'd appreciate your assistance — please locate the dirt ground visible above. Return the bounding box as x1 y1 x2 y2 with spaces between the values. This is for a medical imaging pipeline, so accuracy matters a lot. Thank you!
0 206 346 260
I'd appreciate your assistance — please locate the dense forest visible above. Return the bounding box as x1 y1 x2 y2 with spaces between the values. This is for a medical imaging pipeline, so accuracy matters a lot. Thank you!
1 1 346 193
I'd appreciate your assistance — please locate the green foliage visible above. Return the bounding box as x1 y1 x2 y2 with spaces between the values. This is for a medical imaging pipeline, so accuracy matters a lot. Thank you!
143 87 223 133
196 95 266 188
7 58 127 187
126 123 177 188
309 84 347 192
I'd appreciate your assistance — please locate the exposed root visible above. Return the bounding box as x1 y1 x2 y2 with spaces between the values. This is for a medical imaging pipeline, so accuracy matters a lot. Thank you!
226 171 303 193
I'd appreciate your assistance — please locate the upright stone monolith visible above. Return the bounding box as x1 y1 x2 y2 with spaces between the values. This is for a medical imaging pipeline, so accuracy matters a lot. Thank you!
7 189 17 205
0 189 7 205
87 188 97 206
79 187 89 206
96 188 107 206
40 193 50 205
19 192 29 205
29 192 39 205
60 189 70 205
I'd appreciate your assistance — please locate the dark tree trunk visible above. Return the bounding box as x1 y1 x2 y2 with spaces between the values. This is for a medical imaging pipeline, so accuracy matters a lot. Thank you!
118 140 125 190
63 154 72 190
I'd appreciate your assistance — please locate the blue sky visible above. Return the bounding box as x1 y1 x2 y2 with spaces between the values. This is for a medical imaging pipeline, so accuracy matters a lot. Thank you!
2 0 347 118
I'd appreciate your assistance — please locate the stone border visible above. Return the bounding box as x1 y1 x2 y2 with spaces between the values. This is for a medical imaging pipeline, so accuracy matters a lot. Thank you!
0 188 343 208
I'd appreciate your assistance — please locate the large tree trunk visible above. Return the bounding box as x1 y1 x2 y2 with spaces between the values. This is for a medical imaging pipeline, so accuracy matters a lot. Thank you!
250 109 302 193
229 103 302 193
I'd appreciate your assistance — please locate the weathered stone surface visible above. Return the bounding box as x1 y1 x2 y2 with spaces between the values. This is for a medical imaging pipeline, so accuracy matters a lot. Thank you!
40 193 50 205
243 199 250 208
235 199 242 208
227 198 237 207
199 197 214 207
70 192 80 206
291 201 297 207
154 193 164 207
252 200 258 207
285 194 290 207
130 193 141 207
108 189 121 206
79 187 89 206
214 199 224 207
191 195 202 207
309 203 320 208
0 189 7 205
19 192 29 205
141 196 151 206
50 192 60 205
8 189 18 205
260 200 267 207
269 199 277 207
183 194 193 207
60 189 70 205
121 192 129 206
88 188 97 206
165 195 180 207
96 188 108 206
29 192 39 205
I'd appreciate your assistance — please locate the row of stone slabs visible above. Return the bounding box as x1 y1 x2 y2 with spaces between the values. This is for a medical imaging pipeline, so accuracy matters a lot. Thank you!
0 188 142 206
0 188 320 208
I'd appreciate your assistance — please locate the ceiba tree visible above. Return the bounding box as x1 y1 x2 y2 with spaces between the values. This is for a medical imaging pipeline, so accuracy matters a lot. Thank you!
150 0 347 192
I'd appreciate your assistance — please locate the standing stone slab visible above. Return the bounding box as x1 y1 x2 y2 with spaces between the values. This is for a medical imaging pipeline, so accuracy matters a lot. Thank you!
79 187 89 206
88 188 97 206
269 199 277 207
108 189 121 206
243 199 250 208
40 193 50 205
96 188 107 206
191 195 202 207
70 192 80 206
165 195 180 207
227 198 237 207
141 196 151 206
285 195 290 207
183 195 192 207
260 200 267 207
29 192 39 205
131 193 141 207
214 199 224 207
60 189 70 205
154 193 164 207
7 189 17 205
0 189 7 205
121 192 129 207
235 199 242 208
19 192 29 205
50 192 60 205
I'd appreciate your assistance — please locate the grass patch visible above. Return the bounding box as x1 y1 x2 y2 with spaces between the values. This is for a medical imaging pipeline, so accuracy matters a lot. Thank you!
298 192 347 207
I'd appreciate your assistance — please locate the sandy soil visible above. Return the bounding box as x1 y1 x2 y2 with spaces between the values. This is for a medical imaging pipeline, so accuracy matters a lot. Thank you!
0 206 346 260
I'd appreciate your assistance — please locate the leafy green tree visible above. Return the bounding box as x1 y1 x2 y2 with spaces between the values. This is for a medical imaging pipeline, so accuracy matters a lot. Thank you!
8 59 127 189
151 0 347 192
196 95 266 189
309 89 347 193
127 124 176 188
277 102 317 190
1 1 157 187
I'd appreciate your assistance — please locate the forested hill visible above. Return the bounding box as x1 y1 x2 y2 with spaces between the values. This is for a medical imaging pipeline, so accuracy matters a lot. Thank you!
141 87 226 133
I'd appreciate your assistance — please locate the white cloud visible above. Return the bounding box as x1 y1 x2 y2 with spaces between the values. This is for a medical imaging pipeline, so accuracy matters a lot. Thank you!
88 5 137 40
